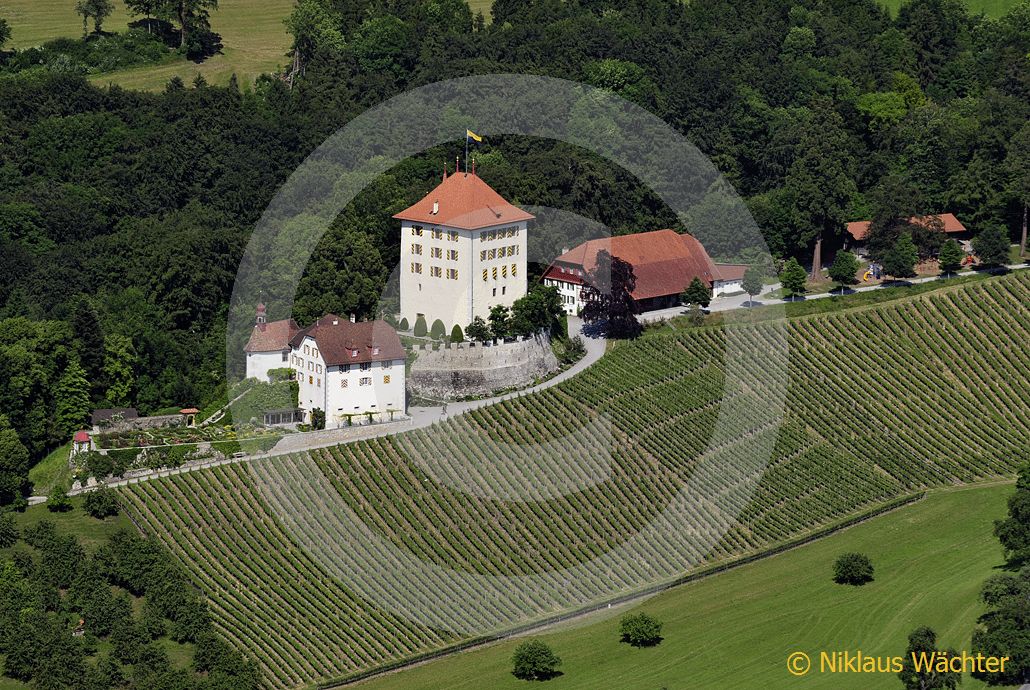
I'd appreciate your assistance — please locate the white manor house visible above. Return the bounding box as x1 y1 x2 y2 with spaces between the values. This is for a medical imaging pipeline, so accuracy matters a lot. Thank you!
244 305 406 428
394 166 533 331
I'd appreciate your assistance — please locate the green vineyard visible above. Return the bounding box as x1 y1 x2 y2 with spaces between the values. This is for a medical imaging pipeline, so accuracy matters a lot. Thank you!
119 272 1030 689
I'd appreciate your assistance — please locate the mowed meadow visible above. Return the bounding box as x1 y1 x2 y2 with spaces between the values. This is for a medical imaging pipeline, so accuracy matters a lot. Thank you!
119 271 1030 689
0 0 296 89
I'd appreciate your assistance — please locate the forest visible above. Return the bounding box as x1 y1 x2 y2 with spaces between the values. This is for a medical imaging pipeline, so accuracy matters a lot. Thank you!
0 0 1028 475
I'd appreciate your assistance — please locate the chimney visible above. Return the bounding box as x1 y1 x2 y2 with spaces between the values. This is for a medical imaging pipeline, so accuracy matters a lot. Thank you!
349 313 356 323
332 317 339 325
432 200 439 215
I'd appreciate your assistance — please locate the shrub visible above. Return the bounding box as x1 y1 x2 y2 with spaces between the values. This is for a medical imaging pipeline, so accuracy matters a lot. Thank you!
0 512 18 547
450 324 464 342
511 639 562 681
83 487 120 519
47 487 72 513
398 317 409 331
413 315 427 337
430 319 446 340
833 552 874 585
619 612 663 647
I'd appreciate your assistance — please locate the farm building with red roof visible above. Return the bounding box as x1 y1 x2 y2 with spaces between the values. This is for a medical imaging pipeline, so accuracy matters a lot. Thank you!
844 214 969 255
543 230 748 314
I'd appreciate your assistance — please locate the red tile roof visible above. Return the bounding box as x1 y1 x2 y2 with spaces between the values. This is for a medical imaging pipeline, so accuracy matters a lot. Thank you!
713 263 748 281
73 430 90 443
393 171 535 230
546 230 719 301
846 213 967 241
244 318 300 353
290 316 406 367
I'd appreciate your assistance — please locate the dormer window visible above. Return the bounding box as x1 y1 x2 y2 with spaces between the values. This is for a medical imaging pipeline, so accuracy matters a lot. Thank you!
351 349 358 358
372 346 380 355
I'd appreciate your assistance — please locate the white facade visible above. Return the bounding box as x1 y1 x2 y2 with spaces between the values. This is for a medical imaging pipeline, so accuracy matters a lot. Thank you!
290 335 405 428
712 278 743 297
245 349 290 382
399 220 528 331
544 274 586 315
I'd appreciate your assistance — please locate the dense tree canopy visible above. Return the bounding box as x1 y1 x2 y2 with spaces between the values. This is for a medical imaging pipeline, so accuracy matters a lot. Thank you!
0 0 1025 466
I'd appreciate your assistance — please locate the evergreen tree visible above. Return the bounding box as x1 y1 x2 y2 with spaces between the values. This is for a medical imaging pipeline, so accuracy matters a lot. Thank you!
450 324 464 343
779 257 808 301
413 315 427 337
1005 122 1030 258
0 17 10 49
55 360 92 439
429 319 446 340
0 415 30 506
828 251 860 295
938 239 964 277
71 298 105 401
681 277 711 307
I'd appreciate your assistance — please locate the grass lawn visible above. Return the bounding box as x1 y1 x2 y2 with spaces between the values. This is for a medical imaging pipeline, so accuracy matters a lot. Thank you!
27 442 72 495
358 482 1017 690
880 0 1022 16
3 495 134 555
0 0 295 91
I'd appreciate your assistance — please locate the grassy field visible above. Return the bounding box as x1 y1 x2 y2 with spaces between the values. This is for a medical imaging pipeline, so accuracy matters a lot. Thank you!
26 442 71 496
0 0 295 90
880 0 1022 15
358 482 1015 690
119 271 1030 689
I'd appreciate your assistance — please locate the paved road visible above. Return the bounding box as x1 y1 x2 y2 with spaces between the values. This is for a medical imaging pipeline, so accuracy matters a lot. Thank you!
640 263 1028 323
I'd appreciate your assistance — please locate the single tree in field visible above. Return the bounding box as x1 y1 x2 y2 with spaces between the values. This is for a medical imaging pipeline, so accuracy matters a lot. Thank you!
75 0 115 34
833 552 874 585
972 224 1011 267
681 277 711 307
619 612 663 647
123 0 163 32
882 233 918 282
465 316 490 342
828 251 860 295
0 17 11 49
937 238 964 278
488 305 511 340
898 627 960 690
784 101 858 279
742 265 764 307
511 639 561 681
581 250 641 339
993 463 1030 564
1005 121 1030 258
779 257 807 301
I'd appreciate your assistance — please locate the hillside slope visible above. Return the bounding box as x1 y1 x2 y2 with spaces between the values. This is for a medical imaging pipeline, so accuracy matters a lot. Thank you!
119 271 1030 689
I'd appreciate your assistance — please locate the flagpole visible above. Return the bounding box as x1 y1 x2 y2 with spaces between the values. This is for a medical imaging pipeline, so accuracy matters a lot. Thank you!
465 131 469 174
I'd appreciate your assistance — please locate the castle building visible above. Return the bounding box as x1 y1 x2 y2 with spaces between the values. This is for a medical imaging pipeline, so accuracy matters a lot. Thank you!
244 306 407 427
288 314 407 428
394 166 534 332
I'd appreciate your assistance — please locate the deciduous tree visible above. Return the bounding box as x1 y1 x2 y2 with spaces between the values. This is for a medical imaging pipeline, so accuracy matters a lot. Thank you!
882 233 918 281
581 250 641 339
511 639 561 681
780 257 807 301
619 612 663 647
937 239 964 277
828 251 860 295
972 224 1011 267
742 265 764 307
993 463 1030 564
54 360 92 439
898 627 960 690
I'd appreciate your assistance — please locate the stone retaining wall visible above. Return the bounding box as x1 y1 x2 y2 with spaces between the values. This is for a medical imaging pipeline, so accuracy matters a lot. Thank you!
410 334 558 400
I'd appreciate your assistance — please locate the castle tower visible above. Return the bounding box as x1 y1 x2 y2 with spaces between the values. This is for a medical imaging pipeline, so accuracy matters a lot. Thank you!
393 167 533 332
